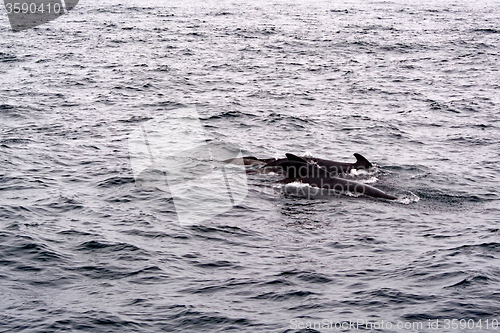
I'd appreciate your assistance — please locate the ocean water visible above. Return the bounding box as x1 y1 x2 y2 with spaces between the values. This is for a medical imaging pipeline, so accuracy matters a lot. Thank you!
1 0 499 332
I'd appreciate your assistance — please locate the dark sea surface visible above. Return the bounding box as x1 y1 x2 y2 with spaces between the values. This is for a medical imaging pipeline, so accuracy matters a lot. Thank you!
1 0 500 332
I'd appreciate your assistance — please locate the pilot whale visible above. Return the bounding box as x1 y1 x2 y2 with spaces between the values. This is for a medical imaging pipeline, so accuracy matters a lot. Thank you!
304 153 372 174
274 154 397 200
261 152 373 175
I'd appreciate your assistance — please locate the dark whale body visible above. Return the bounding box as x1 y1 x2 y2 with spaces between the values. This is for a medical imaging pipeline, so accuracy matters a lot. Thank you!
261 153 372 176
305 153 372 174
273 154 397 200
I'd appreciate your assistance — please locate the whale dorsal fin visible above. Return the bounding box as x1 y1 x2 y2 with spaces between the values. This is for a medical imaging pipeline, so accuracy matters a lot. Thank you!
285 153 308 163
353 153 373 169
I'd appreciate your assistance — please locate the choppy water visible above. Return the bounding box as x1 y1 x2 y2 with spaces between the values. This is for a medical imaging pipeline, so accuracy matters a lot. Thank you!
1 0 500 332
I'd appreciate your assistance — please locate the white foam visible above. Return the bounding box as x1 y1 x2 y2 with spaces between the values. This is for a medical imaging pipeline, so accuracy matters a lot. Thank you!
361 176 379 184
303 151 314 158
397 192 420 205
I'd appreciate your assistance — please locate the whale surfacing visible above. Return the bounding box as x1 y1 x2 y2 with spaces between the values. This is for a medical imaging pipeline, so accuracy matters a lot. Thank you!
225 152 397 200
270 154 396 200
260 152 373 176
